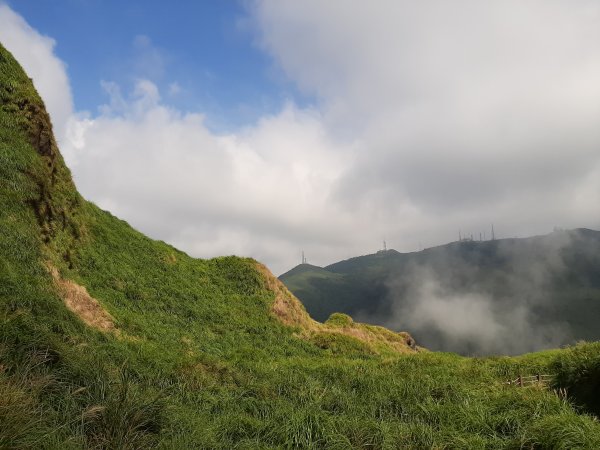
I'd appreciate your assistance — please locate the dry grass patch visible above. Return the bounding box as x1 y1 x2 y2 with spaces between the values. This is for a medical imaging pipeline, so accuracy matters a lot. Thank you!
48 265 116 333
255 262 318 330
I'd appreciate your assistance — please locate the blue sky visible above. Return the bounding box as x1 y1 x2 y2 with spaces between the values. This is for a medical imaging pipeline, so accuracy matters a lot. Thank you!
6 0 310 131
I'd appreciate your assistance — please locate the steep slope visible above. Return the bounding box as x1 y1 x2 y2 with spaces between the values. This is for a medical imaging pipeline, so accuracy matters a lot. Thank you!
280 230 600 355
2 43 600 448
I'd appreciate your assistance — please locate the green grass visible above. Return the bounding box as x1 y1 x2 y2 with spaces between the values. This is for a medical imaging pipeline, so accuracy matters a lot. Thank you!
2 41 600 448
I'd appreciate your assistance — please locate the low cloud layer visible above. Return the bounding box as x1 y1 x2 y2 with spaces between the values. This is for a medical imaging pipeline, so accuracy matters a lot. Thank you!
370 231 590 355
2 2 600 275
382 264 570 355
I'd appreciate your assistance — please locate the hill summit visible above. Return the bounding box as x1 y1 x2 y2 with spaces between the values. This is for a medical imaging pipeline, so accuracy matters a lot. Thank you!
2 42 600 448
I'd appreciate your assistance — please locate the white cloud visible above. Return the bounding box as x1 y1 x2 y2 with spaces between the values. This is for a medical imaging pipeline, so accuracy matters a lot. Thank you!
250 0 600 250
0 3 73 141
63 79 356 273
2 2 600 276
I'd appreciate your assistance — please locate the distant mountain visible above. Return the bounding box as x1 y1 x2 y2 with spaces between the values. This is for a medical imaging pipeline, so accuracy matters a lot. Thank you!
280 229 600 355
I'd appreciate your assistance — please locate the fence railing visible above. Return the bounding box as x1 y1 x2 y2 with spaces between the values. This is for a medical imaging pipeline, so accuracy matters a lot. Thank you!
506 374 552 387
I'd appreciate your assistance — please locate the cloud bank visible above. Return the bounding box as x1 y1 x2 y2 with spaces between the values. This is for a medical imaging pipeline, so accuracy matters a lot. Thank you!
2 1 600 276
381 259 570 355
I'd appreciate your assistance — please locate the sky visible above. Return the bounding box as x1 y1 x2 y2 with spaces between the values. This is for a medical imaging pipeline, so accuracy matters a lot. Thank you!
1 0 600 275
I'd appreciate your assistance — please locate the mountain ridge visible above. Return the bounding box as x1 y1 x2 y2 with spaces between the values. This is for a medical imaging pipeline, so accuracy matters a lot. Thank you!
282 228 600 275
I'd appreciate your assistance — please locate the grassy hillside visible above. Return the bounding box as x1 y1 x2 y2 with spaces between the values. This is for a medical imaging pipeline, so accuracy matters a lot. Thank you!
280 231 600 355
2 42 600 448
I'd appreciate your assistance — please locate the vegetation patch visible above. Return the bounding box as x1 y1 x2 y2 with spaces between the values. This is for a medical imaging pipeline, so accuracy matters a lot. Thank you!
325 312 354 327
551 342 600 416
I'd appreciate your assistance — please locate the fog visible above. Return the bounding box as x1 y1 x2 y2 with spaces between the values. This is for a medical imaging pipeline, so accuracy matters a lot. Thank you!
383 265 570 355
359 231 591 355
